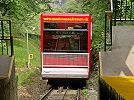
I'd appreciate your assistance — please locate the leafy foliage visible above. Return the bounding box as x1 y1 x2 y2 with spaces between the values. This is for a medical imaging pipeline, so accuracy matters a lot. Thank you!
0 0 51 35
63 0 83 13
81 0 109 51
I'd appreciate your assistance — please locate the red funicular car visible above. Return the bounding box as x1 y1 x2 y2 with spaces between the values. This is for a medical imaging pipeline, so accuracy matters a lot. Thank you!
40 13 92 79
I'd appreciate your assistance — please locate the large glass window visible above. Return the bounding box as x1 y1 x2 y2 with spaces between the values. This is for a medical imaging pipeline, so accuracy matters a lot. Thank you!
44 22 88 30
43 22 88 52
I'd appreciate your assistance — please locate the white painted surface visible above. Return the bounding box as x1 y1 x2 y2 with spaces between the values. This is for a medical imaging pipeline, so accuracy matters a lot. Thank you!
42 68 89 78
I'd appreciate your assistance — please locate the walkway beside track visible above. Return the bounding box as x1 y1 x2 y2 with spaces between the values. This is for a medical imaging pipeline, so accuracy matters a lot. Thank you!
0 19 17 100
0 55 14 80
99 26 134 100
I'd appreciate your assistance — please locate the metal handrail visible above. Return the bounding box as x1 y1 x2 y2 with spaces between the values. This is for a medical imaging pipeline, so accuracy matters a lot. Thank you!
113 0 134 25
110 0 113 12
0 20 14 56
104 0 113 51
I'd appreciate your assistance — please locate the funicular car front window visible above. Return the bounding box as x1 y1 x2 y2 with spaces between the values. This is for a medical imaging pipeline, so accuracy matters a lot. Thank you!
43 22 88 53
44 22 88 30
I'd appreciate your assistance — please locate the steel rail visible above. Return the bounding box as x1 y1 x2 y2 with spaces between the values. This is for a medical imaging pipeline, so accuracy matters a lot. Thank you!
38 87 53 100
61 87 69 100
39 86 86 100
76 89 81 100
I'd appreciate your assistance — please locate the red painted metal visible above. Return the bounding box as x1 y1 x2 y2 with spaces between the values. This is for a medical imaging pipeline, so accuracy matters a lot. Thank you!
40 13 92 79
40 14 44 52
43 54 88 67
88 16 92 79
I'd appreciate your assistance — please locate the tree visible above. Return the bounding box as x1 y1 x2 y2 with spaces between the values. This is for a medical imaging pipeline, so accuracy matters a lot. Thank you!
63 0 83 13
0 0 52 36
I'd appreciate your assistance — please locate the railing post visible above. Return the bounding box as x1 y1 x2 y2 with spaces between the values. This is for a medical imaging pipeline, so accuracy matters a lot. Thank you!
130 0 132 20
114 0 117 26
1 40 4 55
104 13 107 52
11 36 14 56
110 13 112 46
6 40 8 55
9 20 12 39
125 0 127 20
1 21 4 39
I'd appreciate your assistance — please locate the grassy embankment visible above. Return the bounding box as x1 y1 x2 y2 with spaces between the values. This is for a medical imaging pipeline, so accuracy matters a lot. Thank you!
14 36 40 88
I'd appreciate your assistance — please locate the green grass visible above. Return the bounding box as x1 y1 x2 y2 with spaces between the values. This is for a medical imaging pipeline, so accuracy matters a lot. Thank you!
13 36 40 87
82 87 89 96
17 67 39 88
14 36 40 67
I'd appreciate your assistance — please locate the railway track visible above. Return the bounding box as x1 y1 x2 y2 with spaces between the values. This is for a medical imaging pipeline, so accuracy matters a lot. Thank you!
39 86 85 100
